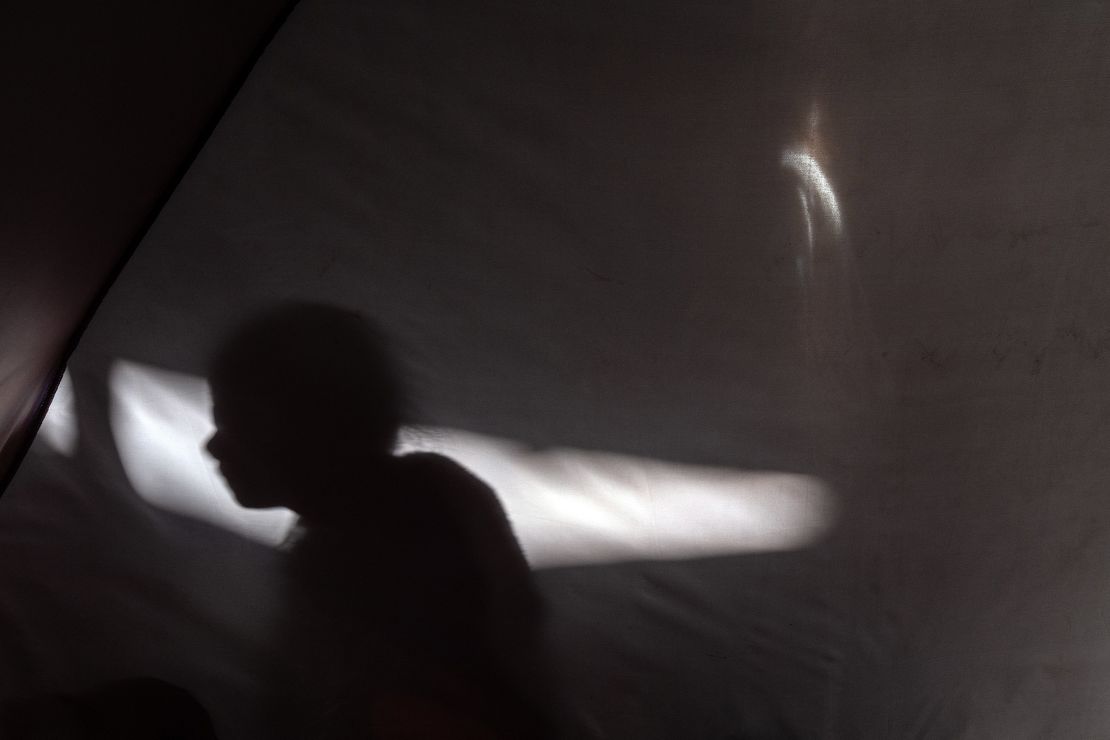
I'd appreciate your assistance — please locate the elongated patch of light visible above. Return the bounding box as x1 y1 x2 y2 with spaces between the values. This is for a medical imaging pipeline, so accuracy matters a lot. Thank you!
103 360 834 566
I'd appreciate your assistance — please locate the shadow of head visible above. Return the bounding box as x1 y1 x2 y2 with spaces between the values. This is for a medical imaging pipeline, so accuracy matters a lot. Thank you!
205 302 406 515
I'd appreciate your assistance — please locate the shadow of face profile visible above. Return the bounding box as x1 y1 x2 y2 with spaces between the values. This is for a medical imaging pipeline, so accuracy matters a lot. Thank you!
205 304 555 739
205 303 405 516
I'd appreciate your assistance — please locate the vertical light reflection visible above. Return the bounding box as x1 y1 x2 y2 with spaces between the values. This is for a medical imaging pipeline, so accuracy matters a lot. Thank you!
781 102 863 371
782 148 842 240
797 187 815 260
780 101 887 414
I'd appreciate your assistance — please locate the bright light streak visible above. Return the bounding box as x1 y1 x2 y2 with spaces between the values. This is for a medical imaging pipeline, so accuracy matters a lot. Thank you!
797 187 814 258
781 147 842 237
104 361 834 566
38 369 77 456
109 361 297 546
400 428 835 567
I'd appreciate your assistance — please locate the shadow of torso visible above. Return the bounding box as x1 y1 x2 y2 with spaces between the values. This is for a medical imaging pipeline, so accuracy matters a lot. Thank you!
276 452 552 740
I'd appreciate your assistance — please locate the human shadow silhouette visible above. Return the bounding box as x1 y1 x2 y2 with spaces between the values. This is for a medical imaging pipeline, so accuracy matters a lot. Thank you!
205 302 554 739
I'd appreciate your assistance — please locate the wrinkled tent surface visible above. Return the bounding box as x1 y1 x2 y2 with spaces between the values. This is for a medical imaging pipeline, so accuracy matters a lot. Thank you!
6 1 1110 737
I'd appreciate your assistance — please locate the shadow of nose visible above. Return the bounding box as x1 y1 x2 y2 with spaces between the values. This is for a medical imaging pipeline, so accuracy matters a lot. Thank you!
204 433 220 458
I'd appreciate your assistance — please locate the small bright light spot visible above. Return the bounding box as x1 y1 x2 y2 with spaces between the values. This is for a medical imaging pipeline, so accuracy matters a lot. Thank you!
38 369 77 456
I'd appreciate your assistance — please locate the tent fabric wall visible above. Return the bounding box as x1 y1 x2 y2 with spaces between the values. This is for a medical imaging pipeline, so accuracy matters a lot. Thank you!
0 0 295 487
6 1 1110 737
